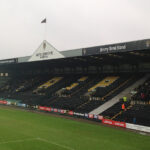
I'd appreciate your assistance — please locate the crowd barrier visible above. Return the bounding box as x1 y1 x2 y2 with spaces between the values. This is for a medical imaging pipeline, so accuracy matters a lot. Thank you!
102 118 126 128
39 106 103 121
0 99 150 133
0 100 7 104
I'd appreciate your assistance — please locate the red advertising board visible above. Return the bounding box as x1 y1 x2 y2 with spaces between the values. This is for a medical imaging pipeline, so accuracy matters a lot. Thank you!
113 120 126 128
102 119 126 128
88 114 94 119
39 106 46 111
102 119 113 125
54 108 58 113
0 100 3 104
60 109 64 114
39 106 51 112
98 115 103 120
0 100 7 104
45 107 51 112
3 101 7 104
68 111 74 115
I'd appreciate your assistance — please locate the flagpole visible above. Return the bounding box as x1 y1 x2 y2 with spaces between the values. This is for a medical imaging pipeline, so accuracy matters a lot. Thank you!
44 19 47 41
41 18 47 41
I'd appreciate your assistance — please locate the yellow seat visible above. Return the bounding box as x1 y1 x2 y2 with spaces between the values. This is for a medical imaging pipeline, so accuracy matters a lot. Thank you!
37 77 63 89
88 76 119 92
65 76 88 91
79 76 88 82
66 83 79 90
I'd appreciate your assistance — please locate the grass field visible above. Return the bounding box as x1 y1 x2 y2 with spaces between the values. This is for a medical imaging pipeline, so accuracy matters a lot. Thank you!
0 107 150 150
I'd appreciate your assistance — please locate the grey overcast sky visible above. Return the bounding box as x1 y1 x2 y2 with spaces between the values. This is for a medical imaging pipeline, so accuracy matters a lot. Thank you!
0 0 150 59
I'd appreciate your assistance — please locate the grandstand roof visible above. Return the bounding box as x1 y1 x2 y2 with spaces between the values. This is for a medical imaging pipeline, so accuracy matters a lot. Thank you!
1 47 150 73
0 38 149 66
82 39 150 56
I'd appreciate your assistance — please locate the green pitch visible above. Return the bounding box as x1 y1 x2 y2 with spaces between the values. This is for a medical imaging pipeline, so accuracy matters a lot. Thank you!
0 107 149 150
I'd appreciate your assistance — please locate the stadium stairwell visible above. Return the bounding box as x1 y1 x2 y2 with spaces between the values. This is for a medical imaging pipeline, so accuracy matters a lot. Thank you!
111 104 133 120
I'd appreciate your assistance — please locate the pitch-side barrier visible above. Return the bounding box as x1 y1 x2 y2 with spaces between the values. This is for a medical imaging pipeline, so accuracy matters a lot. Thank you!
0 100 150 133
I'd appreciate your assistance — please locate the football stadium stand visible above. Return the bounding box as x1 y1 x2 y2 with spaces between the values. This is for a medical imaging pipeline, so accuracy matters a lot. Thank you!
101 75 150 126
0 39 150 128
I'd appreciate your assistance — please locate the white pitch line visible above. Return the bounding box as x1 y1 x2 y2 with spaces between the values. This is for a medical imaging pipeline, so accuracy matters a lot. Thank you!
37 137 75 150
0 138 37 145
0 137 75 150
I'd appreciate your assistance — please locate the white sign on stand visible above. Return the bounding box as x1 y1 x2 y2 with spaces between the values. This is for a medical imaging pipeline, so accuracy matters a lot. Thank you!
28 40 65 62
126 123 150 133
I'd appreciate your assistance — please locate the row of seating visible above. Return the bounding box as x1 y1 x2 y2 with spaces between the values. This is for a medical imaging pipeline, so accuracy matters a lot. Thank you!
131 78 150 102
56 76 88 97
33 77 63 94
88 76 119 92
74 76 134 113
115 104 150 126
0 74 141 115
101 75 150 126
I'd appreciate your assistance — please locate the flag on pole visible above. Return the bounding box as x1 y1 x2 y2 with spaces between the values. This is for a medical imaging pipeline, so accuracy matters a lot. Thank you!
41 18 46 23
